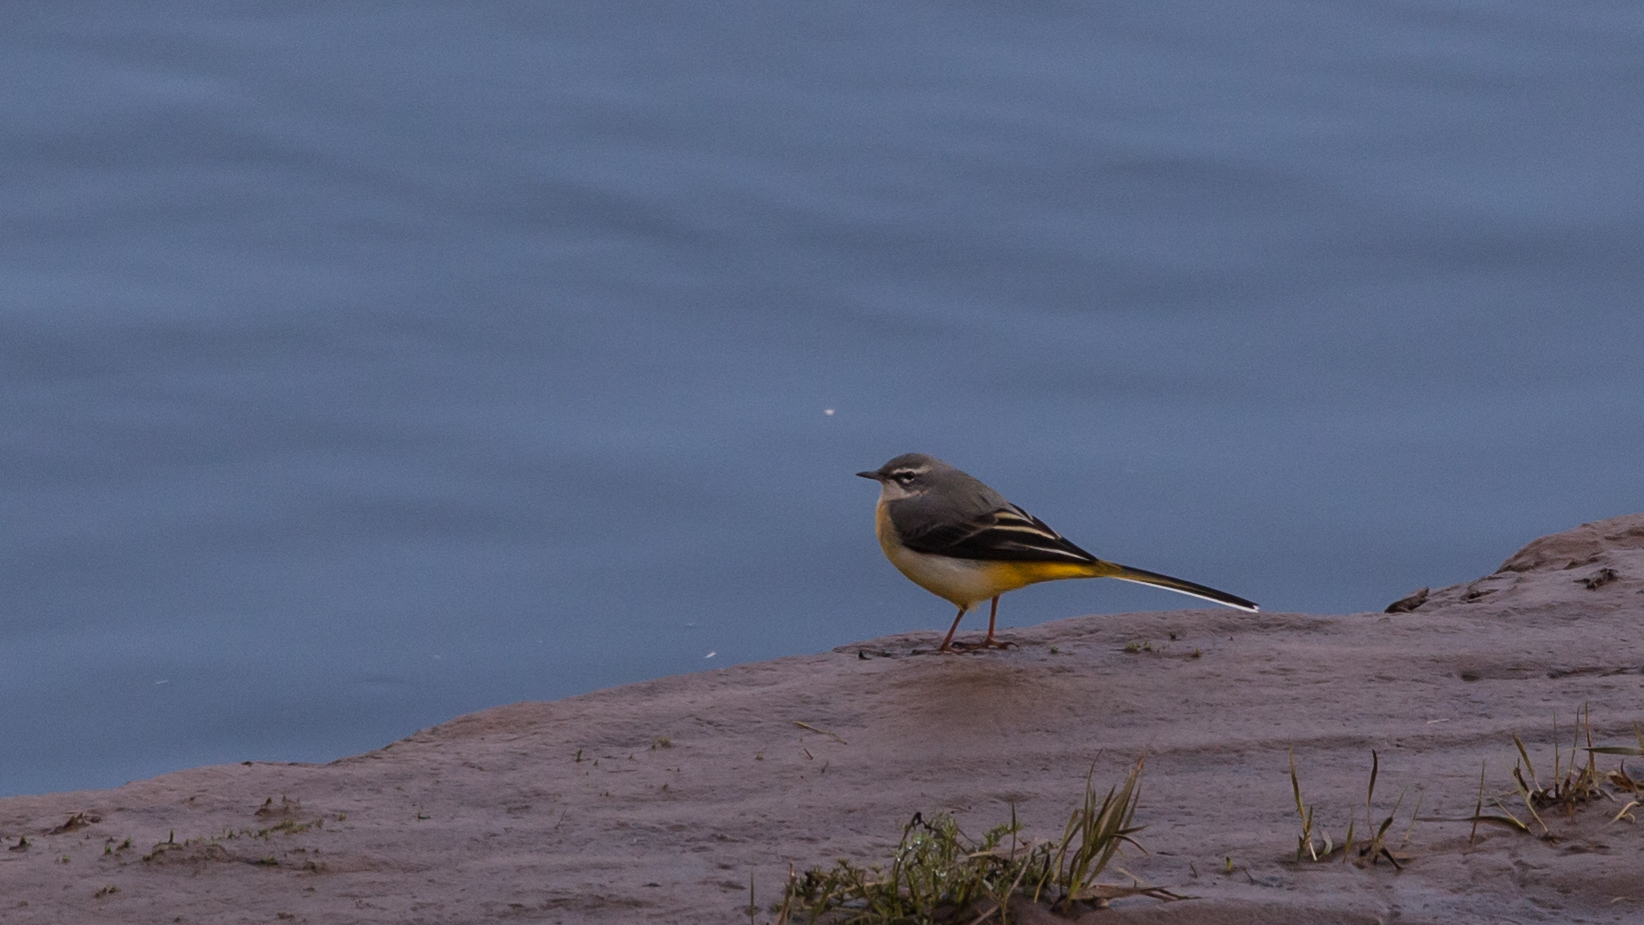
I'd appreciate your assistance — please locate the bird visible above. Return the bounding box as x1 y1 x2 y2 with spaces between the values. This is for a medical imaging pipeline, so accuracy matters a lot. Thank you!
857 453 1257 652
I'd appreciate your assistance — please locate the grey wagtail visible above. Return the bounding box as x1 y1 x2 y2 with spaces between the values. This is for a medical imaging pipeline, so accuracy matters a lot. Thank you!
858 453 1258 652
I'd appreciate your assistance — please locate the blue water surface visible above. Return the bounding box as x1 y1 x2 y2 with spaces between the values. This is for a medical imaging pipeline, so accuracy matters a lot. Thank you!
3 1 1642 796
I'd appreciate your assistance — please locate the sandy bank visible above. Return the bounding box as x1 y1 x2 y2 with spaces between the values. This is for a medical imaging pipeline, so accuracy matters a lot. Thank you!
4 515 1644 924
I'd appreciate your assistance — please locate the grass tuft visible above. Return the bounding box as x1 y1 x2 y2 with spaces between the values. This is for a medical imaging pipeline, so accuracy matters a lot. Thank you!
778 756 1177 924
1040 757 1151 910
1290 749 1416 869
1512 705 1607 826
1470 706 1644 841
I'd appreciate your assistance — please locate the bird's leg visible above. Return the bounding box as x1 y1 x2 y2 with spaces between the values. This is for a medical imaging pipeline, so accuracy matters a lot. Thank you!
938 606 967 653
981 596 1004 647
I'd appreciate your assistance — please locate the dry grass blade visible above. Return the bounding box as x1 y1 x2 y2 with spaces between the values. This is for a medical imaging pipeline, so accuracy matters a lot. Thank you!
1609 763 1643 793
1052 757 1147 910
1609 801 1640 825
1469 761 1486 846
1086 884 1187 902
792 721 848 745
1473 766 1530 836
1289 748 1319 862
772 866 797 925
1508 732 1553 835
1402 789 1425 847
1367 750 1379 808
1512 733 1539 791
1587 722 1644 758
1352 751 1406 870
1553 713 1563 784
1510 768 1550 836
1472 813 1530 834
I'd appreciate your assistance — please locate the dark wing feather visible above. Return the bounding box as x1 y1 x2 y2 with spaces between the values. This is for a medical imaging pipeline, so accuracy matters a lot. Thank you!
898 504 1097 564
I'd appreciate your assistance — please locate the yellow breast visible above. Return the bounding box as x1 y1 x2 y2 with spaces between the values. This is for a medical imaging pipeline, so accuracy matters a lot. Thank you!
874 501 1097 608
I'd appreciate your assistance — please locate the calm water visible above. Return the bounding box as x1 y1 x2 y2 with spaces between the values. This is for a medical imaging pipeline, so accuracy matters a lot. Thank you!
4 1 1642 797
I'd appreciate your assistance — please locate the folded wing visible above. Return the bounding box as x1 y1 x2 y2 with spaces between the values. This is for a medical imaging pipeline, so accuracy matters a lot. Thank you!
898 504 1098 564
898 504 1259 612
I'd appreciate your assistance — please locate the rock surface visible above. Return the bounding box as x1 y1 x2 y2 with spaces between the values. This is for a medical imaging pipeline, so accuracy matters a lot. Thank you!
4 515 1644 924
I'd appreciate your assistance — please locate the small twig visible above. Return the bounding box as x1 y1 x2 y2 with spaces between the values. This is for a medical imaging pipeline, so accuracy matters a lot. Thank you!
791 721 848 745
1470 761 1486 846
1402 789 1425 847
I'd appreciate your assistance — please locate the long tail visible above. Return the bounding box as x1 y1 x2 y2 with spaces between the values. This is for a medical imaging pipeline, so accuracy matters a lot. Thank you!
1092 561 1259 612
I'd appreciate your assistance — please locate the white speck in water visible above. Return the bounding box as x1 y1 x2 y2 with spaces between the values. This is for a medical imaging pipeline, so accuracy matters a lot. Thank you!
684 621 698 628
823 408 835 416
154 680 170 685
704 651 716 659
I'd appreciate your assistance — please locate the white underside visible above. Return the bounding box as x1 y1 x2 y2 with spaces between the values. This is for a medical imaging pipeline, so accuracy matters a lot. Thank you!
884 543 1011 610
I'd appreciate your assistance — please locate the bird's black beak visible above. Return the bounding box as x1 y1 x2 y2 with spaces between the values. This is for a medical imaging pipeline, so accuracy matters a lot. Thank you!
856 470 882 481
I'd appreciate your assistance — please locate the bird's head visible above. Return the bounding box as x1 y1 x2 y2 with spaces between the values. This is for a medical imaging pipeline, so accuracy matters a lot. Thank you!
856 453 947 501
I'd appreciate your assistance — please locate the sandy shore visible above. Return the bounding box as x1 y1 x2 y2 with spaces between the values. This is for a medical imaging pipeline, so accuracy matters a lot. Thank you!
3 514 1643 924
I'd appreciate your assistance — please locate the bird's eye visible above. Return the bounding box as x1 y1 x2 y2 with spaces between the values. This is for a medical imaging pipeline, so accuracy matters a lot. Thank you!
893 471 916 482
